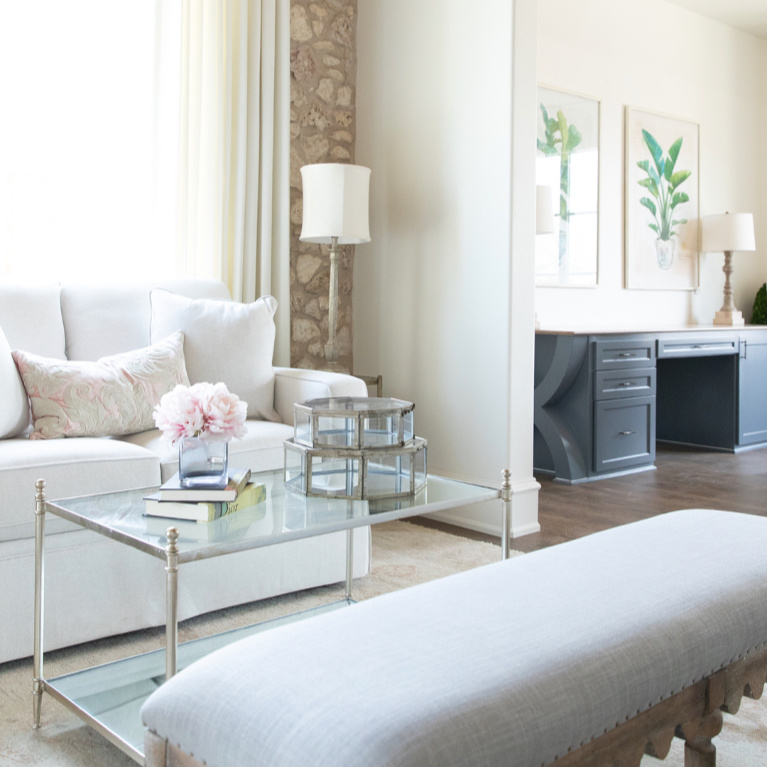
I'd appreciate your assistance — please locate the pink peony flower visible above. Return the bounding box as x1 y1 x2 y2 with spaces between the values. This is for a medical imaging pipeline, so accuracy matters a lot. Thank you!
153 382 247 444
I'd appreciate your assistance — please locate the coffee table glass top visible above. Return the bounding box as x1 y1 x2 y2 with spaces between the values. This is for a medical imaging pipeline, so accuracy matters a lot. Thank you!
46 469 499 564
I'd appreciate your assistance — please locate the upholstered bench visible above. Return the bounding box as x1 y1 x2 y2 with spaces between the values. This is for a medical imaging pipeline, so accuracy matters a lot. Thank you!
141 509 767 767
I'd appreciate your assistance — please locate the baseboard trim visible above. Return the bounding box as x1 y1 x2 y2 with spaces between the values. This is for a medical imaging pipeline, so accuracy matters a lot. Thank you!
423 472 541 539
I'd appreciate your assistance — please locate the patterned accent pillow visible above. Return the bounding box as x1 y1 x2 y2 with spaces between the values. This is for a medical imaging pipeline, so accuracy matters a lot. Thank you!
12 331 190 439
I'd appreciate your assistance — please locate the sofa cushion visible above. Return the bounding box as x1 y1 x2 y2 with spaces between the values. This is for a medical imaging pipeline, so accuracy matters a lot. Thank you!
150 291 280 422
12 331 189 440
0 437 160 539
0 327 30 439
0 282 65 358
61 280 232 361
120 419 294 482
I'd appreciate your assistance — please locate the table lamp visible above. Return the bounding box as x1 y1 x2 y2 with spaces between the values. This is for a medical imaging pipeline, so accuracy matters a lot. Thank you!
300 163 371 366
702 212 756 327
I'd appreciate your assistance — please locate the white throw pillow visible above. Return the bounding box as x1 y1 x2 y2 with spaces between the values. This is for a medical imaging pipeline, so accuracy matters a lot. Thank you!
12 331 190 440
0 327 30 439
150 290 279 422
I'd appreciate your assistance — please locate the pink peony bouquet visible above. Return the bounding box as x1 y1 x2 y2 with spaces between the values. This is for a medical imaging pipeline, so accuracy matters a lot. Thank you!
153 382 247 444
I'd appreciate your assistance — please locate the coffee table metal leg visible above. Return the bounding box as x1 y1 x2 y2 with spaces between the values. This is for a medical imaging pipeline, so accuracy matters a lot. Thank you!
33 479 46 728
501 470 511 560
345 528 354 600
165 528 180 681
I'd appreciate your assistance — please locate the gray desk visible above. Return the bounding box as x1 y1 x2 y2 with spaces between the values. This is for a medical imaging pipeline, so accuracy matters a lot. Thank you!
534 326 767 483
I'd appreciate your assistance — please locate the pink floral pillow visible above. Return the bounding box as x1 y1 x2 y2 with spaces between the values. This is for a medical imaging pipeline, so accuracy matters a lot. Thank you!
12 331 190 439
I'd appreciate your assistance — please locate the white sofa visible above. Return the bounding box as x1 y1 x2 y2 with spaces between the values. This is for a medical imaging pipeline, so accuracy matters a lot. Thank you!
0 279 369 664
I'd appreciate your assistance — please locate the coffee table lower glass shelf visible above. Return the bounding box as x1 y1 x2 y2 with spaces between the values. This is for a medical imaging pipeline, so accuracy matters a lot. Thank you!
32 468 512 763
45 600 351 760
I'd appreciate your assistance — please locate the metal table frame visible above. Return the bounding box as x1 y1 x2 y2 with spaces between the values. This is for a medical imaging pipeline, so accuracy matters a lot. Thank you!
31 469 513 762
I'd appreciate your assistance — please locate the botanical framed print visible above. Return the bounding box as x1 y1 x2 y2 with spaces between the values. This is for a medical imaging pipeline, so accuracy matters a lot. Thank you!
535 86 599 287
625 107 700 290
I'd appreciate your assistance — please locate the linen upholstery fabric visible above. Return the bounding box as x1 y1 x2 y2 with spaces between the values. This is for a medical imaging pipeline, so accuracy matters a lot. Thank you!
0 282 65 358
61 280 231 360
141 509 767 767
12 331 189 439
150 290 279 422
273 367 376 425
0 436 160 540
0 327 30 439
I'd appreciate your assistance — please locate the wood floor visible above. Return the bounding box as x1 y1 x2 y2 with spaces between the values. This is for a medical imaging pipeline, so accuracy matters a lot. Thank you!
416 443 767 553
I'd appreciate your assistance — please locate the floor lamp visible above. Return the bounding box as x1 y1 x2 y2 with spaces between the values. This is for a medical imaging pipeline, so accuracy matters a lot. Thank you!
300 163 371 367
702 212 756 327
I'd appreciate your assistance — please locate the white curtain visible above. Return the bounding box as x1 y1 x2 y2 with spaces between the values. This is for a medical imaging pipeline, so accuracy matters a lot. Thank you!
159 0 290 364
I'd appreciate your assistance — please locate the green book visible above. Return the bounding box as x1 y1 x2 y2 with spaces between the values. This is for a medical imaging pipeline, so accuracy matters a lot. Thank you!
145 481 266 523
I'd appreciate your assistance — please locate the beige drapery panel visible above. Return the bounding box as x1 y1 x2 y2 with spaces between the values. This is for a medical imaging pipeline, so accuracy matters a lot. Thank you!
167 0 289 365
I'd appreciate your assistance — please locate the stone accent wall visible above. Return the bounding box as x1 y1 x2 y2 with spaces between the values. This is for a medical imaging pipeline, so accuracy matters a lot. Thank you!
289 0 358 372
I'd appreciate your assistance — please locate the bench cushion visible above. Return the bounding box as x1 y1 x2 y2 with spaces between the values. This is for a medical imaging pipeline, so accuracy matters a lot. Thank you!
141 509 767 767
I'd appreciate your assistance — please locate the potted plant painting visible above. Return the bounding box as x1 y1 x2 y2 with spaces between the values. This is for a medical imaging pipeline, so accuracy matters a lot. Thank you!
537 104 582 272
636 130 691 270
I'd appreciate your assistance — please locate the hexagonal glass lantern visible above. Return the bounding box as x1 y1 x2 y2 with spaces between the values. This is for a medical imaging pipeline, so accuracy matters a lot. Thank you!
284 437 427 500
294 397 414 450
285 397 426 500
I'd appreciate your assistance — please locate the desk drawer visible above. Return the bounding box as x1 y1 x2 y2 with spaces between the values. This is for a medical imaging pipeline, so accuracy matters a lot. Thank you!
595 368 656 400
594 339 655 370
657 336 738 358
594 396 655 473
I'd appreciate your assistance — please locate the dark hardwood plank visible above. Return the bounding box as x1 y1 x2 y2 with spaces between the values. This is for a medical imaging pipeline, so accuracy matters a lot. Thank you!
414 444 767 553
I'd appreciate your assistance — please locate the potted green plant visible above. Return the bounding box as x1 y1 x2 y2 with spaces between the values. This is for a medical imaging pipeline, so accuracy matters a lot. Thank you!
752 283 767 325
537 105 581 270
636 130 691 270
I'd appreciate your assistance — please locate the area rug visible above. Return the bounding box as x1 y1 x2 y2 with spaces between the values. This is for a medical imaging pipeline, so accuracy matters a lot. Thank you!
0 522 764 766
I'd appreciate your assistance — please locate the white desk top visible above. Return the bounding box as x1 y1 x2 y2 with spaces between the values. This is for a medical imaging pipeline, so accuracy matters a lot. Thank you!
535 324 767 336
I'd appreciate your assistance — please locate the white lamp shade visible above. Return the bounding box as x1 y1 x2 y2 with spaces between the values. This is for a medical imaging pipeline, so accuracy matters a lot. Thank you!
536 185 555 234
701 213 756 253
300 163 371 244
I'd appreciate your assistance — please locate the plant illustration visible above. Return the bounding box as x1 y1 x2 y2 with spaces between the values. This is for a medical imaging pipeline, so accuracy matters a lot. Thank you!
537 105 582 269
636 130 691 242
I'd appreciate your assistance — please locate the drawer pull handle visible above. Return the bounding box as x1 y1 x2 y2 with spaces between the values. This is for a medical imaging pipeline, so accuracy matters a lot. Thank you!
618 381 636 387
618 430 636 436
617 352 637 358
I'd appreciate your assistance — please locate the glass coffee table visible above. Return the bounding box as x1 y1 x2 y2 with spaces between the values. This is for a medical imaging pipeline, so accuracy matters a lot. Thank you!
32 467 512 762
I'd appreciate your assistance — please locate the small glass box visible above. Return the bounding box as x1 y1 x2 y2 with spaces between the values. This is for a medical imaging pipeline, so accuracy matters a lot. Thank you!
293 397 415 450
284 437 427 500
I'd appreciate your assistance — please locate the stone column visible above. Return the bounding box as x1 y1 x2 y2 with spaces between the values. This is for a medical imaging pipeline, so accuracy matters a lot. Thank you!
289 0 358 372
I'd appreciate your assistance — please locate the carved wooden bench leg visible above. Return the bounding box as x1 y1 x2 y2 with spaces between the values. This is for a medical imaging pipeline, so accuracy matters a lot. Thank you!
683 709 723 767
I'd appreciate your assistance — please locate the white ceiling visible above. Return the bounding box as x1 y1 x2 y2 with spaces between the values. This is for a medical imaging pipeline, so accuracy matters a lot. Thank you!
663 0 767 40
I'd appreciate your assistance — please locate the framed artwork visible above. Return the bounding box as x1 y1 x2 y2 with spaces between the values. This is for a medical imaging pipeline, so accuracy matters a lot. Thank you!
535 86 600 287
625 107 700 290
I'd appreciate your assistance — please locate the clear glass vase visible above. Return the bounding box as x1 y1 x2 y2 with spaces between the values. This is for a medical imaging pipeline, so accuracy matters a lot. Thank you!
178 437 229 489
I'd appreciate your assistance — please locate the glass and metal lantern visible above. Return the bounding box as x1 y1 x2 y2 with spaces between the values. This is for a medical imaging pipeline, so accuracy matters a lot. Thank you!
293 397 415 449
285 397 426 500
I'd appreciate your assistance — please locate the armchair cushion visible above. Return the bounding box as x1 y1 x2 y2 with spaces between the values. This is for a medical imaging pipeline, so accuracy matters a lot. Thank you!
150 291 280 422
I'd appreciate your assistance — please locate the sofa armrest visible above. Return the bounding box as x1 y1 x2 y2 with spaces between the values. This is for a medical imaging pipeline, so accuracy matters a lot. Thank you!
273 367 368 425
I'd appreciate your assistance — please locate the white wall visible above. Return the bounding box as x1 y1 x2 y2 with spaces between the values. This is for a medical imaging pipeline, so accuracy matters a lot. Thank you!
354 0 540 536
536 0 767 328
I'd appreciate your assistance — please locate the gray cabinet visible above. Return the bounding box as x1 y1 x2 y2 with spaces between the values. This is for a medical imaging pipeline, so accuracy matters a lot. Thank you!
534 327 767 484
739 330 767 446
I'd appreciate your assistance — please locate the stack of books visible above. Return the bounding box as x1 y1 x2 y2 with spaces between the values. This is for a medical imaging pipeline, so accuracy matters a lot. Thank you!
144 468 266 522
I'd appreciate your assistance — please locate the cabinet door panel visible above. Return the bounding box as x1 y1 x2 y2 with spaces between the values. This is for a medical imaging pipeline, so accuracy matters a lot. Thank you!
594 396 655 473
739 339 767 446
